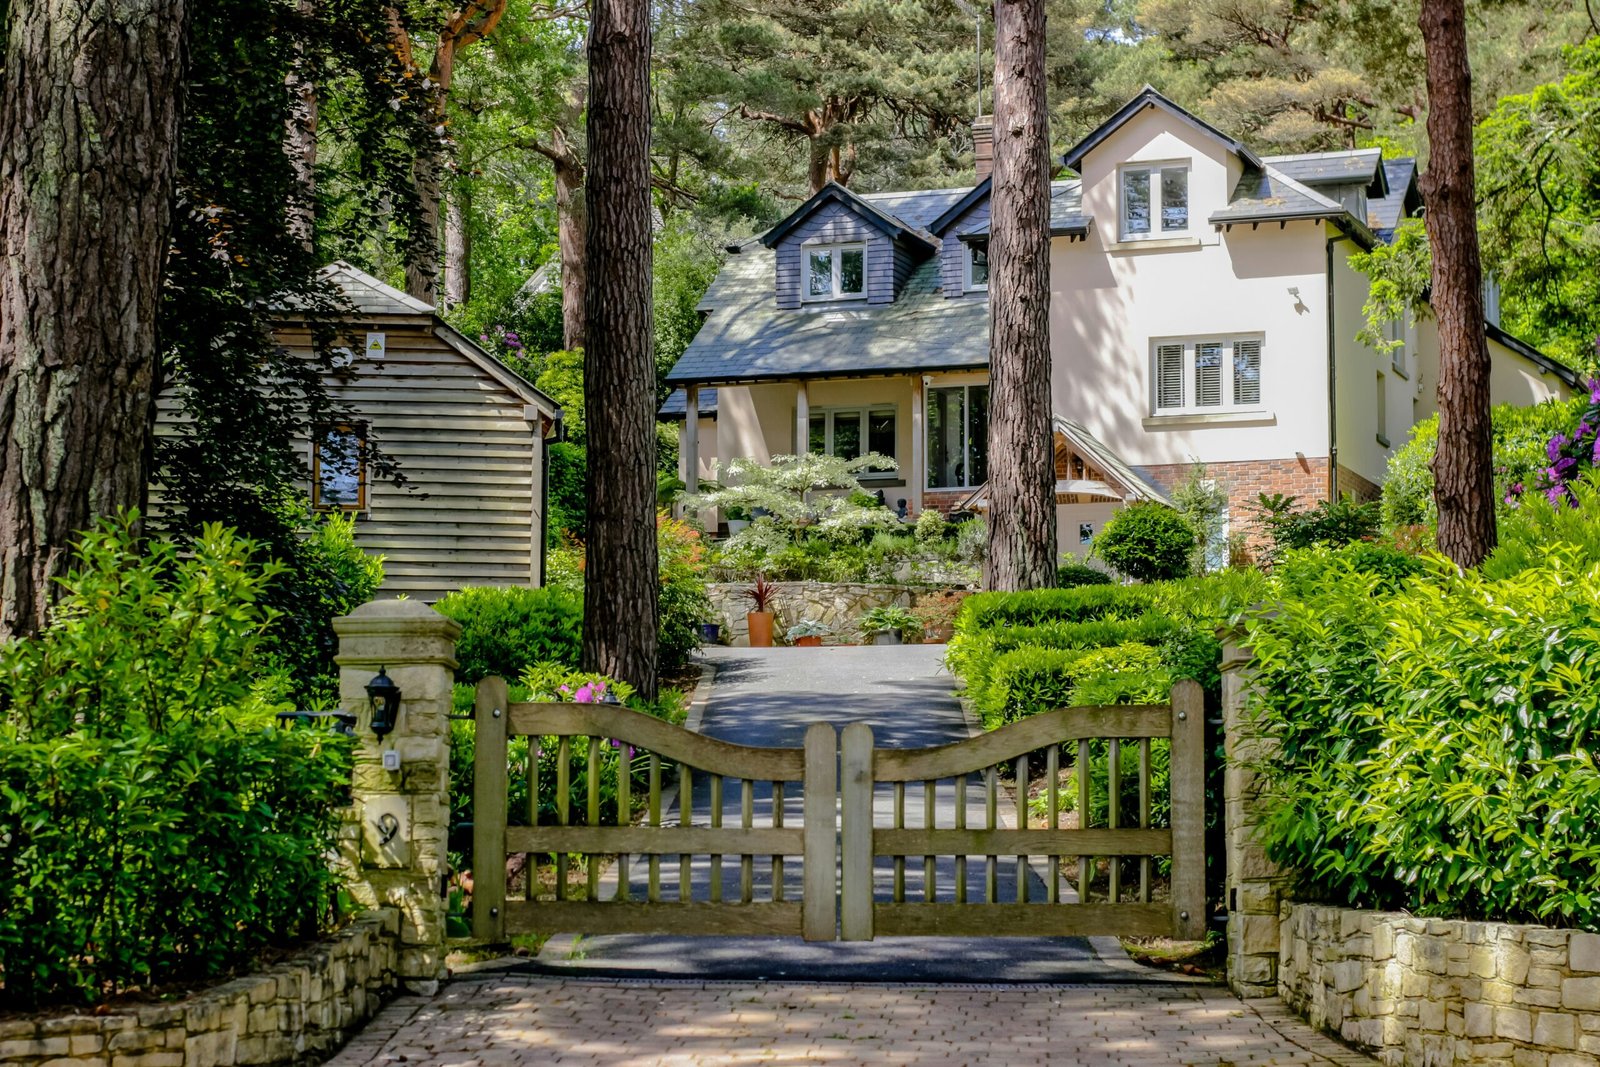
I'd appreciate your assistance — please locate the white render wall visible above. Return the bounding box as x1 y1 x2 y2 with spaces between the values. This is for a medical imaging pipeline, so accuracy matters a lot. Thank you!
1049 107 1334 471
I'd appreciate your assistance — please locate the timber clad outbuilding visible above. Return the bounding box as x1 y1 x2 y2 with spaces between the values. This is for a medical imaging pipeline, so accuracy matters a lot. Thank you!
155 263 562 602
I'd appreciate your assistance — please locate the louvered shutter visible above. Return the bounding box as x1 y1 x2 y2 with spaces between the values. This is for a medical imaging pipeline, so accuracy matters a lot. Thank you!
1195 342 1223 407
1156 344 1185 409
1232 339 1261 406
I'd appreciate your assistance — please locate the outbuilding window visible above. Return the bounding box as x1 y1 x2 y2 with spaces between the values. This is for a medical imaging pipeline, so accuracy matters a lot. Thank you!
805 243 867 301
312 424 366 511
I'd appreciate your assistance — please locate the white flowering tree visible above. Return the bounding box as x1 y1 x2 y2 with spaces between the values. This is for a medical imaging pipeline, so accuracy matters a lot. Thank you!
682 452 902 550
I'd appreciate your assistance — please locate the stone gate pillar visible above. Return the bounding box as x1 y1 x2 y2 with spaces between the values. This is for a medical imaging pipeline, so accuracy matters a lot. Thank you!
334 599 461 994
1221 633 1295 999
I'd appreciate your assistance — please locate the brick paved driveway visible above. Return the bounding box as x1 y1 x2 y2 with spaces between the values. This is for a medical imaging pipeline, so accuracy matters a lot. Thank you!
325 973 1376 1066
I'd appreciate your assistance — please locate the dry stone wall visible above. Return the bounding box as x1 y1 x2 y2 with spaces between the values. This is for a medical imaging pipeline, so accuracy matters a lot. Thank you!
1280 903 1600 1067
706 582 917 645
0 909 399 1067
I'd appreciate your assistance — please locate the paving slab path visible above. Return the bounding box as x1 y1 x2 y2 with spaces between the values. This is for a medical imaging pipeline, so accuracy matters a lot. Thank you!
327 973 1377 1066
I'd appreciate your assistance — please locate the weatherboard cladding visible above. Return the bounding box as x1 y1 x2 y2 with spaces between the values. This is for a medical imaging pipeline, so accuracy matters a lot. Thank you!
773 199 904 309
940 197 990 298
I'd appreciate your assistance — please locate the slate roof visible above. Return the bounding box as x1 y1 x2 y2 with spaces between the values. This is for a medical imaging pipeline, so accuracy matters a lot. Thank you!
666 246 988 385
1262 149 1386 193
1209 165 1350 227
658 387 719 419
1368 158 1420 240
760 183 941 252
961 181 1090 238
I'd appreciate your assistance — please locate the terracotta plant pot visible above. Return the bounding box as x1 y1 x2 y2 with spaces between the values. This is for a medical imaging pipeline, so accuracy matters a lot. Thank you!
747 611 775 647
795 635 823 647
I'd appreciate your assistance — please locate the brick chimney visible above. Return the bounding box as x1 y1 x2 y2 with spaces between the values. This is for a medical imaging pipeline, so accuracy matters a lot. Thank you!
973 116 994 184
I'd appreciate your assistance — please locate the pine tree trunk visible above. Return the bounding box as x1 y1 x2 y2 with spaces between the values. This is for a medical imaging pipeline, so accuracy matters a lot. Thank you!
1418 0 1496 568
0 0 187 639
406 132 445 305
284 0 318 251
581 0 658 696
553 146 588 352
445 187 470 308
984 0 1056 592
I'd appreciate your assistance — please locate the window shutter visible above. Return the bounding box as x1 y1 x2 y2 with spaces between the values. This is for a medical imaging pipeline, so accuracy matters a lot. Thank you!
1232 339 1261 406
1195 342 1223 407
1156 344 1185 409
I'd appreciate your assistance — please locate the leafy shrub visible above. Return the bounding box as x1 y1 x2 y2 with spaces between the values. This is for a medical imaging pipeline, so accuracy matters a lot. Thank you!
982 643 1165 727
435 585 583 682
1056 561 1113 587
956 584 1156 634
1094 503 1195 583
915 508 948 542
858 605 921 638
1275 541 1424 598
547 441 588 542
0 518 350 1006
1248 535 1600 930
657 513 712 671
948 614 1178 708
1251 493 1380 566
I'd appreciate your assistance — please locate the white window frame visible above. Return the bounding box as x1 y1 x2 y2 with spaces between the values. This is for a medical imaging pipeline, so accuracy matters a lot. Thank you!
808 406 897 461
925 383 989 490
1119 162 1191 241
1149 335 1265 415
963 238 989 291
1384 317 1408 378
802 241 868 302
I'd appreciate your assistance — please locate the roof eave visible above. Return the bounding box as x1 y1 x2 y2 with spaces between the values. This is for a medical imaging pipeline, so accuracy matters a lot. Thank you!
1061 87 1263 173
927 178 992 235
665 359 989 388
758 182 937 254
1485 321 1583 391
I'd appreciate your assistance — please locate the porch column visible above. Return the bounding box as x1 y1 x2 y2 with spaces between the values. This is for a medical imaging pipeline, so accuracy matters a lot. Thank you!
795 379 810 454
910 376 925 514
681 385 700 511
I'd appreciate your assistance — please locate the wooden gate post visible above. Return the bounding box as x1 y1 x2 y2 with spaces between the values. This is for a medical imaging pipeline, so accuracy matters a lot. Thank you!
1169 680 1207 941
839 722 874 941
472 677 509 943
802 721 839 941
333 599 461 994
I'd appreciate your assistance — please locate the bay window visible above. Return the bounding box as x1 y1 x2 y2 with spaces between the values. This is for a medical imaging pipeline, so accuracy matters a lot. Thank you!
805 243 866 301
926 384 989 489
1152 336 1263 414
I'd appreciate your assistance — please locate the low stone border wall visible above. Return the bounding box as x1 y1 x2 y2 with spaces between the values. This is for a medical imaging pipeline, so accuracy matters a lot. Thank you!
0 909 401 1067
1280 903 1600 1066
709 581 959 645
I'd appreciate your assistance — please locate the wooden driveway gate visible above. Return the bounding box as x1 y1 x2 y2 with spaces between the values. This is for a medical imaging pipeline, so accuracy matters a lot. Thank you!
471 678 1205 943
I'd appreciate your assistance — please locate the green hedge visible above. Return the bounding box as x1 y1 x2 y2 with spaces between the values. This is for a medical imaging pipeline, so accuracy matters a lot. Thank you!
1249 523 1600 930
435 585 584 682
955 584 1157 634
0 519 350 1007
948 615 1179 714
982 642 1167 728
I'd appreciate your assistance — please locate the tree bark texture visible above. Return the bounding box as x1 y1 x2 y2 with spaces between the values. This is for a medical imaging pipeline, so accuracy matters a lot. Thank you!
284 0 319 251
551 135 588 351
0 0 188 639
444 186 470 308
1418 0 1496 567
581 0 659 696
984 0 1056 592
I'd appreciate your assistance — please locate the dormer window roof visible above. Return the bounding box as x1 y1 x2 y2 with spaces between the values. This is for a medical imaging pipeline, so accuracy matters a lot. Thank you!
1060 86 1263 173
758 181 938 254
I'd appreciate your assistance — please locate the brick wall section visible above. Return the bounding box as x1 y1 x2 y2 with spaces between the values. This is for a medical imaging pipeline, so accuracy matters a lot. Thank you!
1336 464 1383 503
1143 456 1331 517
920 490 973 515
1280 904 1600 1067
0 910 400 1067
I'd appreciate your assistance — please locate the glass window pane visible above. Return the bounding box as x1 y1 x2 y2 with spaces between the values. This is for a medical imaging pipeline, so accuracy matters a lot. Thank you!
1122 169 1151 236
832 409 862 460
926 387 964 488
809 412 826 455
1195 343 1223 406
1233 339 1261 406
966 385 989 485
318 429 362 508
807 249 832 297
868 409 896 458
969 240 989 287
1160 168 1188 231
839 247 864 295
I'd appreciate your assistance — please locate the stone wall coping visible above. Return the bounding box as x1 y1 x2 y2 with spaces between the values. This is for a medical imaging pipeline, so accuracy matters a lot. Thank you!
332 599 462 640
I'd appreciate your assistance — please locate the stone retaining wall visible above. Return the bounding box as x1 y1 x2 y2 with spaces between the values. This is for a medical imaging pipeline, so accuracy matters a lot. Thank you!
0 909 400 1067
708 582 951 645
1280 903 1600 1067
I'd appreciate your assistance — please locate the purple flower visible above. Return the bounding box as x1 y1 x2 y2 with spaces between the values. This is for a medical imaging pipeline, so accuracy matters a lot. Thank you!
1589 378 1600 403
1592 437 1600 465
1510 482 1525 495
1548 433 1568 462
504 332 520 343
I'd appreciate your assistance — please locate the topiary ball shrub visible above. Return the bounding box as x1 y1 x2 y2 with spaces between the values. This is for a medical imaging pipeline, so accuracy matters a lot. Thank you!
1056 561 1113 587
435 585 582 682
1094 503 1195 583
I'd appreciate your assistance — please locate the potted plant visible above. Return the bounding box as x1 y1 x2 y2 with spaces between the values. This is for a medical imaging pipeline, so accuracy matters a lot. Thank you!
858 605 920 646
725 504 752 537
742 575 779 647
785 619 831 647
910 591 968 644
699 620 722 643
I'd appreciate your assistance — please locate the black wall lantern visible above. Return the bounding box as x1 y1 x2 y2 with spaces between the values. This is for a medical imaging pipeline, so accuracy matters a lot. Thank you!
365 667 403 740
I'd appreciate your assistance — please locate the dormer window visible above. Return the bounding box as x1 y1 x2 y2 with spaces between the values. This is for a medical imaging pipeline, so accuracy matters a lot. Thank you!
964 239 989 291
1121 164 1189 239
805 243 866 301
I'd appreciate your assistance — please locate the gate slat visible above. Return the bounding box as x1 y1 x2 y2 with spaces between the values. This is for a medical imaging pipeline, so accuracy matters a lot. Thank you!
505 900 803 937
873 828 1171 857
803 722 840 941
840 722 874 941
1046 744 1060 904
507 826 806 856
1169 681 1207 939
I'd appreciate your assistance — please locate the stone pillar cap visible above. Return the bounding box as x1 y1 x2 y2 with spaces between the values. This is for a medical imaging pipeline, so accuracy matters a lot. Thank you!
333 598 463 639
